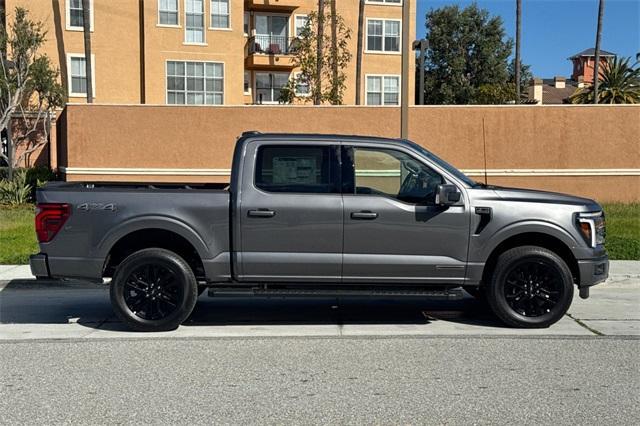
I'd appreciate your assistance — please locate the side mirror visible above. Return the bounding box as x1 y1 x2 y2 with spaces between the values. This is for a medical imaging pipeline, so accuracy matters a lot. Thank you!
436 184 461 206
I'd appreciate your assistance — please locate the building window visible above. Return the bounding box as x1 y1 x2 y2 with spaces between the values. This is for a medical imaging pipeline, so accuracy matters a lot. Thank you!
366 0 402 5
211 0 230 29
294 15 308 37
255 72 289 104
167 61 224 104
366 75 399 105
244 71 251 94
159 0 179 26
66 0 93 31
244 12 249 35
185 0 205 43
366 19 400 53
67 54 94 97
294 72 310 96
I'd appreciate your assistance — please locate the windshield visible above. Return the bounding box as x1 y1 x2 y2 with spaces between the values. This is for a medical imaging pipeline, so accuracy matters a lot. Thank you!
405 140 477 187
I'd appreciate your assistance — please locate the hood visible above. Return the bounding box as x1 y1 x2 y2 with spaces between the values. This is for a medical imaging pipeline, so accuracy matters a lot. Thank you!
492 186 601 209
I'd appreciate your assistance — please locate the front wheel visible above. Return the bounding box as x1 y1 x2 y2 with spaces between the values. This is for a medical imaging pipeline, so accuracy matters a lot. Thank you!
110 248 198 332
486 246 574 328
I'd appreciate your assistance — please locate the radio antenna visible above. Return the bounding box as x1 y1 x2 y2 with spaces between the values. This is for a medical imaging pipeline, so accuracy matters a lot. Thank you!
482 117 489 185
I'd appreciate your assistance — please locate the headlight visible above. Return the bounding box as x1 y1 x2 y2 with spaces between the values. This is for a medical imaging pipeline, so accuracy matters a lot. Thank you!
576 211 605 248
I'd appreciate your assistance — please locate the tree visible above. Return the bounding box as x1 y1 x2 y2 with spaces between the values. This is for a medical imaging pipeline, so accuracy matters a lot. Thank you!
354 0 365 104
508 59 532 97
422 4 513 104
0 7 65 176
314 0 325 105
329 0 338 102
82 0 93 103
593 0 605 104
282 4 352 105
569 56 640 104
515 0 522 103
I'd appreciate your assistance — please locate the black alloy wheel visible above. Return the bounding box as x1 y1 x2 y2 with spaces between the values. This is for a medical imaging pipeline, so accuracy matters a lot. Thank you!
487 246 574 328
123 263 183 321
111 248 198 332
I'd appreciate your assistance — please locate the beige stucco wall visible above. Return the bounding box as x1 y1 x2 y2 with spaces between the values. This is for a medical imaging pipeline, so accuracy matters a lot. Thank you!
7 0 415 106
59 104 640 202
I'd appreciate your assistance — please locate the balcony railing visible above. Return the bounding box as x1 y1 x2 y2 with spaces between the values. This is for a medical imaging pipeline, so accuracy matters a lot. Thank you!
248 35 299 55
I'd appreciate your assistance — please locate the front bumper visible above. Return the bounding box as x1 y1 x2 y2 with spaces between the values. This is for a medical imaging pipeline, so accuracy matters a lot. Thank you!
29 253 50 278
576 254 608 299
577 254 609 288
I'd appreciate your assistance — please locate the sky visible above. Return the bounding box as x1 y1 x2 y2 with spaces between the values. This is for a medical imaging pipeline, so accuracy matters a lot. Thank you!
415 0 640 78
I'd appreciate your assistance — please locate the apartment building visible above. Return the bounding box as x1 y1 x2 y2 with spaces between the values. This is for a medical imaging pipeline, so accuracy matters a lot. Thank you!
4 0 415 106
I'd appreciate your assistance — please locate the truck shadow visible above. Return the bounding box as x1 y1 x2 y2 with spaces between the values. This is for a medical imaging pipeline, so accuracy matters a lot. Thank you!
0 280 508 330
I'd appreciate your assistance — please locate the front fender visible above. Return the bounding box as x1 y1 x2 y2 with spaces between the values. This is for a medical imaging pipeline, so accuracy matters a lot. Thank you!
472 219 580 264
96 215 212 260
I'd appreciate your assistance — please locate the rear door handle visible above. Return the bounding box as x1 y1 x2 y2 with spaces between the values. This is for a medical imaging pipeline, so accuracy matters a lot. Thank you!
350 211 378 220
248 209 275 218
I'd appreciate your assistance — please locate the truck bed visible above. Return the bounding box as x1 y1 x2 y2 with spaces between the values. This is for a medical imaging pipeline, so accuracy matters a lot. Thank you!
35 181 231 282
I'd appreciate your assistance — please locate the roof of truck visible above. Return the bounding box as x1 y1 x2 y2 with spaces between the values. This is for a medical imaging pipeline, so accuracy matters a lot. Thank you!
238 131 409 145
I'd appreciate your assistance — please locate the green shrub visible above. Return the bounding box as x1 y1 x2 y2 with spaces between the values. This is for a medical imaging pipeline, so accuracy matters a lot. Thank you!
0 169 32 205
0 166 57 203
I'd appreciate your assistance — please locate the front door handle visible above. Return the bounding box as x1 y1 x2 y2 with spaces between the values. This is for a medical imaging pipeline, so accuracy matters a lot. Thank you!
350 211 378 220
248 209 275 218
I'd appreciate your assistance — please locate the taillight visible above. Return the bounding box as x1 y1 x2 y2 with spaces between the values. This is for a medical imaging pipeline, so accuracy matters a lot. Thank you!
35 203 71 243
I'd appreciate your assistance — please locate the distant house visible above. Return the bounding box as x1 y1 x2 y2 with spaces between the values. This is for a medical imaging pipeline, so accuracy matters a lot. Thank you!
569 48 617 83
528 48 616 104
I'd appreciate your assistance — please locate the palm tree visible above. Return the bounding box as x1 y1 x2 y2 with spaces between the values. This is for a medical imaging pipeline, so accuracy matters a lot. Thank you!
82 0 93 103
569 56 640 104
515 0 522 103
354 0 364 104
593 0 605 104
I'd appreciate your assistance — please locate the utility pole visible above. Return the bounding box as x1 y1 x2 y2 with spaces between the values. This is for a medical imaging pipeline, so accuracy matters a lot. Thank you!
412 39 428 105
593 0 605 104
82 0 93 103
515 0 522 103
400 0 410 139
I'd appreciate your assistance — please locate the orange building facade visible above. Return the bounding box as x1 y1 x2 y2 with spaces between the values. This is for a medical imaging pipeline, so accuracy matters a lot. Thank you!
4 0 416 106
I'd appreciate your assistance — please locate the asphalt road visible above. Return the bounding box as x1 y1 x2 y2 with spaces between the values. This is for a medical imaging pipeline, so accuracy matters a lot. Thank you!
1 336 638 424
1 272 638 424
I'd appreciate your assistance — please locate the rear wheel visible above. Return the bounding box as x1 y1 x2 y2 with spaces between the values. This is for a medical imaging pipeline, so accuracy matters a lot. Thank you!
110 248 198 332
486 246 574 328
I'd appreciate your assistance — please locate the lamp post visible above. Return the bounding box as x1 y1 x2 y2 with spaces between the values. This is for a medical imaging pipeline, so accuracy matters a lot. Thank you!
412 39 428 106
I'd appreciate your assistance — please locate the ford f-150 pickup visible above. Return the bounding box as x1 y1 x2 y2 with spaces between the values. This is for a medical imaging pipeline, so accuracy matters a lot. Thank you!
30 132 609 331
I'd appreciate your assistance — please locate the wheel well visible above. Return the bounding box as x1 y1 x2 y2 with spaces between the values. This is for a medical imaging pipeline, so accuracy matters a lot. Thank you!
481 232 579 287
103 229 205 279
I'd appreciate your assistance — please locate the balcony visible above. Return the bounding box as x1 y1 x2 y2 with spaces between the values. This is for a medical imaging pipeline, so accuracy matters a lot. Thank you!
245 0 299 12
245 35 298 69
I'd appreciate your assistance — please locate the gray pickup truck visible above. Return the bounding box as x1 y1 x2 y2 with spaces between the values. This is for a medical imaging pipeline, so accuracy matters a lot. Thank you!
30 132 608 331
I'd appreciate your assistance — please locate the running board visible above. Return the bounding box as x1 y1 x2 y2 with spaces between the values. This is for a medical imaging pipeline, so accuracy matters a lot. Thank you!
208 287 464 300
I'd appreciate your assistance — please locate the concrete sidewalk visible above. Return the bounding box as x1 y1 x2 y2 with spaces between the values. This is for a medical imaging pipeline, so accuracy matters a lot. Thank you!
2 260 639 282
1 261 638 340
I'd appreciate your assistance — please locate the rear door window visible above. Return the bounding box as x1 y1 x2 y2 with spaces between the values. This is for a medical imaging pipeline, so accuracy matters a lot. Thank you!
255 145 340 193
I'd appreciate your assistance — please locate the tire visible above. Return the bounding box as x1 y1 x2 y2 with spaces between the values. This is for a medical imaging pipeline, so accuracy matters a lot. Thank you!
110 248 198 332
486 246 574 328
